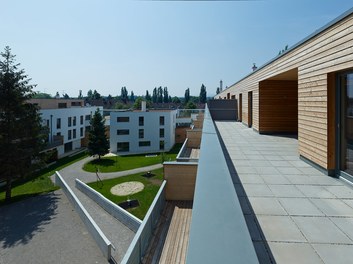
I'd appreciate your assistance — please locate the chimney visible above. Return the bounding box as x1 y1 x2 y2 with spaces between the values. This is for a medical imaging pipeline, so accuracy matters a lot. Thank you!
141 100 147 112
252 63 257 71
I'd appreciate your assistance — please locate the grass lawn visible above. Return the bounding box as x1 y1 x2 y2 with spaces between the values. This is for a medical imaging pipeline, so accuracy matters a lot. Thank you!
83 143 182 173
0 151 88 206
87 168 164 220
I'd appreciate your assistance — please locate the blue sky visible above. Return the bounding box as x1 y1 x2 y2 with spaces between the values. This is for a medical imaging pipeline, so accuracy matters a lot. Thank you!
1 0 352 97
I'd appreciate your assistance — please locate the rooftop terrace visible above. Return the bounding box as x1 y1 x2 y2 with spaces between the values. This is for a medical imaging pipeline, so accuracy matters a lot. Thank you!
216 121 353 263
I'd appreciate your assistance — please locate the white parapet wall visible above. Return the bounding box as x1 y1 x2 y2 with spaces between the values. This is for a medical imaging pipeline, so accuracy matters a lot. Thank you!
75 179 142 232
120 180 167 264
54 171 113 260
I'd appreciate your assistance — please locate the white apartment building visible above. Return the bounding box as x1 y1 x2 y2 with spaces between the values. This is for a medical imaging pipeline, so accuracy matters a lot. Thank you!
109 106 176 155
30 99 102 158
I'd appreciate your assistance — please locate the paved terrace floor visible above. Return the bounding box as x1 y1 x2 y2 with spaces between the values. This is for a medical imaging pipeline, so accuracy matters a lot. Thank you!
216 121 353 264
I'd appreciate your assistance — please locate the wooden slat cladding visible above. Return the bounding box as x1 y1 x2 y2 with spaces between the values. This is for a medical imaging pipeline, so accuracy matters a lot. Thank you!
259 80 298 133
216 12 353 170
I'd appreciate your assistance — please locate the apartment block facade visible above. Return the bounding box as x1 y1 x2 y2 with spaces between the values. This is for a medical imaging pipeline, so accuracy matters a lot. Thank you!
109 109 177 155
30 99 102 157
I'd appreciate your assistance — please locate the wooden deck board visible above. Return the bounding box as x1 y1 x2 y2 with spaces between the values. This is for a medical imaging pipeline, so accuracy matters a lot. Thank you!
142 201 193 264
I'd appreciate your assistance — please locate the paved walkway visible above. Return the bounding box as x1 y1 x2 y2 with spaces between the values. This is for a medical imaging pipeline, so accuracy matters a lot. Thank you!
53 157 162 263
0 190 105 264
216 121 353 264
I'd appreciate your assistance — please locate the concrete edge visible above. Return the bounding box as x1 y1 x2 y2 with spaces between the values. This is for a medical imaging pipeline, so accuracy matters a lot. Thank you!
54 171 113 260
75 179 142 232
120 180 167 264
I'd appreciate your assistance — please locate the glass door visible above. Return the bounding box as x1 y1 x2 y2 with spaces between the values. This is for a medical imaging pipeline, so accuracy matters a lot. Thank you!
339 72 353 177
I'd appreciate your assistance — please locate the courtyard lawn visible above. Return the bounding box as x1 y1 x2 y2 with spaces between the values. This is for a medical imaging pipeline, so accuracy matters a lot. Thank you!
87 168 164 220
0 151 88 206
83 143 182 173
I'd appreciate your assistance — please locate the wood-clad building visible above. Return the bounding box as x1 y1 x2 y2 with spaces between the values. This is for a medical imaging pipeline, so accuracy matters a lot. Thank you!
216 8 353 179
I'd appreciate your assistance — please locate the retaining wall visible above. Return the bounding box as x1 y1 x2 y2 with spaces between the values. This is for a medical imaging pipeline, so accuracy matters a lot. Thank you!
54 172 112 260
75 179 142 232
120 181 166 264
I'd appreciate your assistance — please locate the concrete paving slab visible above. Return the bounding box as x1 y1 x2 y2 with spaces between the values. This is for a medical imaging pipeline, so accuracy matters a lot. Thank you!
238 174 265 184
325 185 353 198
260 174 291 185
310 198 353 217
298 167 323 175
264 155 284 161
257 215 306 242
269 160 292 167
312 244 353 264
278 198 325 216
245 154 266 161
329 217 353 240
292 216 352 243
277 167 303 175
288 160 312 168
255 166 280 175
268 242 323 264
342 199 353 209
296 185 336 199
235 166 258 174
248 197 287 215
249 160 272 167
243 184 274 197
268 184 305 198
308 176 343 186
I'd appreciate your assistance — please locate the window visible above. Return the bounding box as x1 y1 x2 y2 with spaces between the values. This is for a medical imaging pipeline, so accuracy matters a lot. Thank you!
139 129 144 139
117 129 129 135
85 115 91 121
160 116 165 126
80 115 84 125
57 132 61 136
139 116 144 126
58 103 67 108
80 127 83 137
139 141 151 147
57 118 61 129
73 129 76 139
71 101 82 107
46 120 49 127
160 140 165 150
160 128 165 138
73 116 76 126
117 142 129 152
68 130 72 140
68 117 72 127
117 117 129 122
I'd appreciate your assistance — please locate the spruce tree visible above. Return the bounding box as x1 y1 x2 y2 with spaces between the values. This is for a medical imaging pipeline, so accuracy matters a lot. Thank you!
88 109 109 160
0 46 46 202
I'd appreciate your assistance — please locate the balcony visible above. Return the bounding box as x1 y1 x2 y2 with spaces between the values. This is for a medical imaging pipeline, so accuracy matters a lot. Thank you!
45 135 64 150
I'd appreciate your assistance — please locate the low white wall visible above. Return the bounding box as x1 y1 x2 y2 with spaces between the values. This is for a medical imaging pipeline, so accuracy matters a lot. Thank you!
54 172 112 260
120 181 166 264
75 179 142 232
